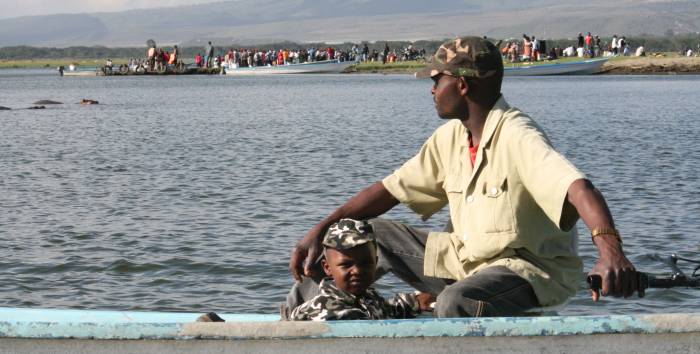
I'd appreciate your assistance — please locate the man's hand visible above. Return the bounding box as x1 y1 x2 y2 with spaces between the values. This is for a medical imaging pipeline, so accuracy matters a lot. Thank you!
289 227 325 282
588 234 642 301
565 179 643 301
288 182 400 282
416 292 436 312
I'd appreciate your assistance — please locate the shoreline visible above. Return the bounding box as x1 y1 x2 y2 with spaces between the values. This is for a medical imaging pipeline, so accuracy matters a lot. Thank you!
598 56 700 74
350 56 700 75
4 56 700 75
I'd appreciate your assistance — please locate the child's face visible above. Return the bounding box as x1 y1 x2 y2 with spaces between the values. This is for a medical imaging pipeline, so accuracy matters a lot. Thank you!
322 243 378 295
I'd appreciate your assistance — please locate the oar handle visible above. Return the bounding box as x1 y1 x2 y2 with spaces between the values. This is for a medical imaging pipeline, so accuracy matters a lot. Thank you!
587 272 649 291
588 272 700 290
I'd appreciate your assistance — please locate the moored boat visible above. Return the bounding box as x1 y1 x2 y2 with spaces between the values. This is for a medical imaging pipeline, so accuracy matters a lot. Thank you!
62 70 103 77
1 307 699 353
504 58 609 76
225 59 354 75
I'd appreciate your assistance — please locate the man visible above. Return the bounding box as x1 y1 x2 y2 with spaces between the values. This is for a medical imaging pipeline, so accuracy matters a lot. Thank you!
383 43 390 64
577 32 584 49
287 36 640 318
585 32 593 55
531 36 539 61
205 41 214 68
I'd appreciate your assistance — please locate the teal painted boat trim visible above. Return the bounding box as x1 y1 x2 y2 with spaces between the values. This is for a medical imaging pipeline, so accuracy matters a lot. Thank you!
0 307 699 340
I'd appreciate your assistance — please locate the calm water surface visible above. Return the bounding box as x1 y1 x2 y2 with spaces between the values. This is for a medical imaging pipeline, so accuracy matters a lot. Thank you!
0 70 699 315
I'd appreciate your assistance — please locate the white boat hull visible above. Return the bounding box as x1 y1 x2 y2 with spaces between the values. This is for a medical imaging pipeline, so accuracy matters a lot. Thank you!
224 59 354 75
505 58 608 76
1 307 699 353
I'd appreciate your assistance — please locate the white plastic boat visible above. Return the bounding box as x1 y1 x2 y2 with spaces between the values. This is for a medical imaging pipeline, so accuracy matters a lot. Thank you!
224 59 354 76
504 58 608 76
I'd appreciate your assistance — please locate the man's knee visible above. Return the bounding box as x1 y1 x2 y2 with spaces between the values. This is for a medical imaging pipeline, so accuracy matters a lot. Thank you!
434 286 494 318
365 218 394 245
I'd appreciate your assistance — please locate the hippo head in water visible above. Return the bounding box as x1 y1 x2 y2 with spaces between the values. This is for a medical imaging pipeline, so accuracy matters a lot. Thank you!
80 99 99 105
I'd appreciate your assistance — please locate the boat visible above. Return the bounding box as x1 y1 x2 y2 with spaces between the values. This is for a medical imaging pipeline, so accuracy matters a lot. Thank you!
62 70 103 77
1 307 699 353
224 59 354 76
504 58 609 76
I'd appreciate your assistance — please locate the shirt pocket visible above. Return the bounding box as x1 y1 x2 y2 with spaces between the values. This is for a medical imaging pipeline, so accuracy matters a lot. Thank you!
481 175 515 233
443 174 465 222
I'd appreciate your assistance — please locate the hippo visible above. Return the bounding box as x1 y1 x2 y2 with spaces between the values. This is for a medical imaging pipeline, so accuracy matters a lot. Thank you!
0 106 11 110
33 100 62 105
80 99 99 105
27 106 46 109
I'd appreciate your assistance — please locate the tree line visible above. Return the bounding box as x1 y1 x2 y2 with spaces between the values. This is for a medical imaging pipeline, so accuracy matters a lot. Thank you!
1 35 699 60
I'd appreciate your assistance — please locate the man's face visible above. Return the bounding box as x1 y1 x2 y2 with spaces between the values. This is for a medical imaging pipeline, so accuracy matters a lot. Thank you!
431 74 469 120
322 243 378 295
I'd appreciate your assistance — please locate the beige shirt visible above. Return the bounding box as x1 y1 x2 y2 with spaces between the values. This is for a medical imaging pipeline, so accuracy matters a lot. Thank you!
382 96 585 306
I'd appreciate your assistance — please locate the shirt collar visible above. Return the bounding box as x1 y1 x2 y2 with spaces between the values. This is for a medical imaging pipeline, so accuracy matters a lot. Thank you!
458 94 510 148
480 95 510 149
319 278 374 301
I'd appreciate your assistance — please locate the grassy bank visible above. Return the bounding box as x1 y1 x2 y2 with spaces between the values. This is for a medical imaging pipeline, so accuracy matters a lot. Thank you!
350 60 426 73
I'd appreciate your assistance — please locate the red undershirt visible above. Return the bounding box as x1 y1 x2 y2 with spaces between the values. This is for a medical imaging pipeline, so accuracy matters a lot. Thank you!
468 133 479 166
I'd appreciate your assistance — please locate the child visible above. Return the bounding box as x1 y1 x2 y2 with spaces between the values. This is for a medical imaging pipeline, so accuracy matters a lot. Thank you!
288 219 434 321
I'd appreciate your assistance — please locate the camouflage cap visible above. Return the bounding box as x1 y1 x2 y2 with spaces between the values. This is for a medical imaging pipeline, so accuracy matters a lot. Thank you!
322 219 376 250
415 36 503 79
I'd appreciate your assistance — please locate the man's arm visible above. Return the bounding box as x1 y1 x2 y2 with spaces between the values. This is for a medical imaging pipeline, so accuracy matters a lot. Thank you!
565 179 640 301
289 181 399 281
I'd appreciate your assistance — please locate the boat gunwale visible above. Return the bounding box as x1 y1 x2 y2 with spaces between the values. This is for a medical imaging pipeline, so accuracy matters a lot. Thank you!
1 308 699 340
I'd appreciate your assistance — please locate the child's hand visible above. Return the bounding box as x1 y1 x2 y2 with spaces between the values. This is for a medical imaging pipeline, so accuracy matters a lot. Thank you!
416 292 436 312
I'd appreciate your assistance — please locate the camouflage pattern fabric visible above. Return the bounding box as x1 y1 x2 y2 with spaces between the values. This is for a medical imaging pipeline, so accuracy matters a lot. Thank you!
322 218 376 250
289 278 421 321
415 36 503 79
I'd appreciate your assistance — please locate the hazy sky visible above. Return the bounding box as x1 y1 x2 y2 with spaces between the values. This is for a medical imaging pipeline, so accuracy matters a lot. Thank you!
0 0 224 19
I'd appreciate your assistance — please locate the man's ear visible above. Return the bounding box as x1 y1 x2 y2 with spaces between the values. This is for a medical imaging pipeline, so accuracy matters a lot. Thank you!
458 77 470 96
322 258 332 276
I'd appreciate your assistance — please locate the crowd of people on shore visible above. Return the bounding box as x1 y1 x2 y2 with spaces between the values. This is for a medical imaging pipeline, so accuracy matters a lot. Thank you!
501 32 638 63
191 42 426 69
98 40 426 73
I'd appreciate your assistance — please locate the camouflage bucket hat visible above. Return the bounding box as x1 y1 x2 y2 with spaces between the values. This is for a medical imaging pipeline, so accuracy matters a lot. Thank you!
323 219 376 250
415 36 503 79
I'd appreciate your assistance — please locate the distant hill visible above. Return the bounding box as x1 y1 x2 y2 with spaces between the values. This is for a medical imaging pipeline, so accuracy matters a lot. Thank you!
1 0 699 47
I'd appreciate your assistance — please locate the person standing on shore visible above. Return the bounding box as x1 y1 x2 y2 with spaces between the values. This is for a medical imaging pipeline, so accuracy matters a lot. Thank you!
147 46 156 71
286 36 641 318
205 41 215 68
522 34 532 61
577 33 584 49
383 43 390 64
169 45 179 65
531 36 540 61
585 32 593 57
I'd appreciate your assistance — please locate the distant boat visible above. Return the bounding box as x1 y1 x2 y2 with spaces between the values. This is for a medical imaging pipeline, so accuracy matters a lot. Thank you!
504 58 608 76
62 70 103 77
224 59 354 76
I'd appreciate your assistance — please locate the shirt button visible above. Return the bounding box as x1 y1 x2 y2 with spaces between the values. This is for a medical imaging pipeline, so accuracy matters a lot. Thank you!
466 195 474 203
491 187 499 196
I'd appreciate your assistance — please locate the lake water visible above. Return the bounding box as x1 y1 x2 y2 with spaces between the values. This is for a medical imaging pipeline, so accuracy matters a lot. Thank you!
0 70 699 316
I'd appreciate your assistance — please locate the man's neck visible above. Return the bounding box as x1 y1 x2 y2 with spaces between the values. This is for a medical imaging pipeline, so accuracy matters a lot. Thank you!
461 95 499 146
